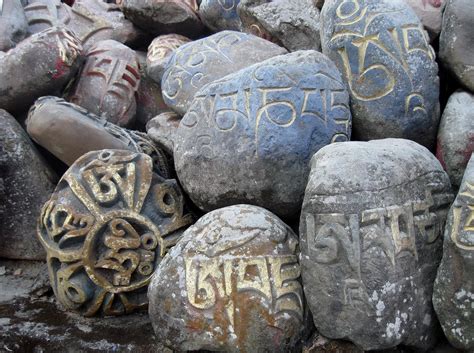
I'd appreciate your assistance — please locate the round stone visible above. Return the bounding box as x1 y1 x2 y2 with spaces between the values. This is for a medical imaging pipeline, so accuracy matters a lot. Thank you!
199 0 243 32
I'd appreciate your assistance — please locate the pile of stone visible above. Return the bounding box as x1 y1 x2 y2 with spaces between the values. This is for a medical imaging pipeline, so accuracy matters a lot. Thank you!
0 0 472 351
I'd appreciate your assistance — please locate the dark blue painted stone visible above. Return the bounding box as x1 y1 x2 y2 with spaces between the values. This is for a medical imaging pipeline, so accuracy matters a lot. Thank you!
174 50 352 219
199 0 242 32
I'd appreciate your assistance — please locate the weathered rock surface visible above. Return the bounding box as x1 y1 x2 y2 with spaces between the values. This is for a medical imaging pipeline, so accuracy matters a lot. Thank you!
175 50 351 219
0 0 28 52
146 33 190 84
162 30 287 115
148 204 304 352
314 0 324 8
199 0 242 32
300 139 453 350
238 0 322 52
321 0 440 149
147 111 181 155
68 40 140 127
436 90 474 187
37 149 193 316
26 96 170 178
433 155 474 351
0 110 56 260
439 0 474 93
404 0 446 41
0 26 83 113
119 0 203 38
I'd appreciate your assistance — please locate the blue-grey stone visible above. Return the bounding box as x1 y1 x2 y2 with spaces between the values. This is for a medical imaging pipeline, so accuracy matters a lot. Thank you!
199 0 242 32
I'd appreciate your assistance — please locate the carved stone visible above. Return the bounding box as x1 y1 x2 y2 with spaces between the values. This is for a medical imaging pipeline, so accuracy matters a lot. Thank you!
433 155 474 351
118 0 203 38
439 0 474 93
321 0 440 149
147 111 180 156
37 149 193 316
199 0 242 32
68 40 140 127
300 139 453 350
24 0 145 49
404 0 446 41
146 34 190 85
0 0 28 51
0 26 82 113
26 96 170 178
175 50 351 219
162 30 287 115
148 204 304 352
238 0 322 52
436 91 474 187
0 109 56 260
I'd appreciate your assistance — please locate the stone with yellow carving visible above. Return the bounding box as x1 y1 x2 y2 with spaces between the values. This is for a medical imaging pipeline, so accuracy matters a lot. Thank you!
321 0 440 149
300 139 453 350
37 149 193 316
148 204 305 352
433 154 474 351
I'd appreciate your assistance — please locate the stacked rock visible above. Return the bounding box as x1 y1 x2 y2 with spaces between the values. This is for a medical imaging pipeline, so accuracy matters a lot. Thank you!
0 0 472 351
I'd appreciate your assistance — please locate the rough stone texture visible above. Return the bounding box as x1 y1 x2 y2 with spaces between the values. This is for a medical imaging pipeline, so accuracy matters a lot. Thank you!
302 333 364 353
37 149 193 316
162 30 287 115
26 96 170 178
300 139 453 350
436 91 474 187
439 0 474 93
147 111 181 156
0 0 28 52
321 0 440 149
68 40 140 127
238 0 322 52
0 26 83 113
199 0 242 32
148 204 304 352
404 0 446 41
146 33 190 84
24 0 145 49
175 50 351 219
119 0 203 38
0 110 56 260
433 155 474 351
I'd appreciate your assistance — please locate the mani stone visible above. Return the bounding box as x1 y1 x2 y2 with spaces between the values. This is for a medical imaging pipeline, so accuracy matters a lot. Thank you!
439 0 474 93
148 204 304 352
404 0 446 41
162 30 287 115
0 0 28 52
321 0 440 149
146 34 191 85
26 96 170 178
0 109 56 260
119 0 203 38
174 50 351 220
238 0 322 52
0 26 82 113
24 0 145 49
433 155 474 351
300 139 454 350
68 40 140 127
199 0 243 32
147 111 181 156
436 91 474 187
37 149 193 316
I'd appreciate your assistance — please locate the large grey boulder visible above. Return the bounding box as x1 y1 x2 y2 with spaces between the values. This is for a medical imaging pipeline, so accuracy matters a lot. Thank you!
321 0 440 149
161 30 287 115
433 155 474 351
300 139 453 350
0 109 56 260
436 90 474 187
0 0 28 52
439 0 474 92
174 50 351 219
148 204 305 352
